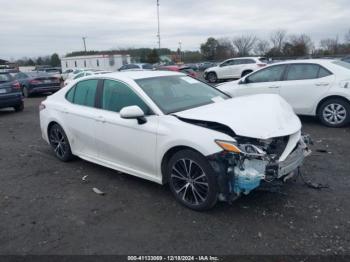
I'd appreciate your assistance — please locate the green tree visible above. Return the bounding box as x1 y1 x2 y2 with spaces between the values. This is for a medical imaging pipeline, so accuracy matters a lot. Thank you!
36 57 43 65
200 37 219 61
50 53 61 67
146 49 159 64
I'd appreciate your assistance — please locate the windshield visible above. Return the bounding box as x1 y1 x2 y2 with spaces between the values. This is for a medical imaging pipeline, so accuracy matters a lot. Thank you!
136 75 229 114
0 73 12 82
333 60 350 70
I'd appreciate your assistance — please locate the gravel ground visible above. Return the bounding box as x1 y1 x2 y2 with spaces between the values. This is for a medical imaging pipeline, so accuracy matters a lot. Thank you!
0 96 349 255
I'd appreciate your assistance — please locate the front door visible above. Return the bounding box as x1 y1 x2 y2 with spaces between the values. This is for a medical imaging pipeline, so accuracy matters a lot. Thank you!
94 79 159 180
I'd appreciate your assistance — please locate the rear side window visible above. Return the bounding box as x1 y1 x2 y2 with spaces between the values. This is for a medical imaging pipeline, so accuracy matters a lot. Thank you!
66 80 98 107
102 80 150 114
318 67 332 78
286 64 319 80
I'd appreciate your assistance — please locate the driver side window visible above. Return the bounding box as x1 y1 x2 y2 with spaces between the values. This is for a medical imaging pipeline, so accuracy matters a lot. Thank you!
246 65 286 83
101 80 151 114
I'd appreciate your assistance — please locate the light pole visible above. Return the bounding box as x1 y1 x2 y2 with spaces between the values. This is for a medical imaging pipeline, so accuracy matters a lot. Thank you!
82 37 87 52
178 41 182 63
156 0 161 50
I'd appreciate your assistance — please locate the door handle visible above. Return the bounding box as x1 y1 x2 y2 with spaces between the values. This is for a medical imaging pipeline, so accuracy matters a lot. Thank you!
315 82 329 86
268 85 280 89
96 116 106 123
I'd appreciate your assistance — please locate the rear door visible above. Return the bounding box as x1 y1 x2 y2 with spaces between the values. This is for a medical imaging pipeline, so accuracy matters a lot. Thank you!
233 64 287 97
279 63 335 114
63 79 100 157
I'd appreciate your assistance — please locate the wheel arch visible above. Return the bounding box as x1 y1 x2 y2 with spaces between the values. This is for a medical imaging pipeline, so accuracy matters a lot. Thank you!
316 95 350 115
160 145 206 184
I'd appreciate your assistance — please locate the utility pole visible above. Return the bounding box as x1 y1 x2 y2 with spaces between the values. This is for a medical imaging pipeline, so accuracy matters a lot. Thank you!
156 0 161 50
82 37 87 52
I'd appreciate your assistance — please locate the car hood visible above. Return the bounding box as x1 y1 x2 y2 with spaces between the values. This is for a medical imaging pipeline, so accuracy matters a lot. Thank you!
173 94 301 140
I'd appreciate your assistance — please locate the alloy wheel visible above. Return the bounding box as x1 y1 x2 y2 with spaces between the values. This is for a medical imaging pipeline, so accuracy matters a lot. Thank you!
170 158 209 206
322 103 347 125
49 126 68 159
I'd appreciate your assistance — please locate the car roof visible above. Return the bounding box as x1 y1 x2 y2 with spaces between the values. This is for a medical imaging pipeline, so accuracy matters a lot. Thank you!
94 70 183 80
270 59 336 66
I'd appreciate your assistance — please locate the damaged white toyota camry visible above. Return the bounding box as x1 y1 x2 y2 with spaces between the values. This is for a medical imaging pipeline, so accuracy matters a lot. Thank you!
40 71 311 210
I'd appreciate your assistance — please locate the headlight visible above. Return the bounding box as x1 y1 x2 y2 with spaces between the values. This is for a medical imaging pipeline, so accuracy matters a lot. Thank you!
215 140 241 153
215 140 266 157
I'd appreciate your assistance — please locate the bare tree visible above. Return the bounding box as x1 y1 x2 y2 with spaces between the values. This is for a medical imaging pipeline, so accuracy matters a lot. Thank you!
289 34 314 55
254 39 270 55
270 29 287 53
232 35 257 56
320 37 339 55
345 29 350 44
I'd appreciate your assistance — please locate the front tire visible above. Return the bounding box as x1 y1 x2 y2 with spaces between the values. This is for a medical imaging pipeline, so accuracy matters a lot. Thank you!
166 149 218 211
207 72 218 83
48 124 73 161
318 98 350 127
14 102 24 112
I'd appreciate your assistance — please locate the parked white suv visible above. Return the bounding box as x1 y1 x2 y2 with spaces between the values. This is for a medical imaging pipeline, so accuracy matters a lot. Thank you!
217 59 350 127
204 57 267 83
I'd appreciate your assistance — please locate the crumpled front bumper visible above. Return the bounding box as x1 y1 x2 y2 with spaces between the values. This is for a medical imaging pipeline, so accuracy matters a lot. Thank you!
266 135 311 179
209 134 312 200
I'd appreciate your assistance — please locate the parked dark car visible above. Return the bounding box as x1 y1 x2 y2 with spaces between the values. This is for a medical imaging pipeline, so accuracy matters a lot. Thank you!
0 72 23 112
13 72 61 97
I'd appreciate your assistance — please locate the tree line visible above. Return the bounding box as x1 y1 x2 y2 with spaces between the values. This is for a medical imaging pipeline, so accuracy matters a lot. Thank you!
200 29 350 61
13 29 350 66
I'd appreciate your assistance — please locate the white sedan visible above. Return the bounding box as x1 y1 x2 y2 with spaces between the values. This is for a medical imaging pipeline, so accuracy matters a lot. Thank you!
39 71 310 210
217 59 350 127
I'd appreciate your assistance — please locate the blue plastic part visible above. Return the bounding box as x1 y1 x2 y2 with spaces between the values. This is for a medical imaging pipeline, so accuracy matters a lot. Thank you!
232 174 262 195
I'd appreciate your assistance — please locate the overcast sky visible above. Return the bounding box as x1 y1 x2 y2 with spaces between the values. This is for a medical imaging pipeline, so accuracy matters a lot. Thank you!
1 0 349 60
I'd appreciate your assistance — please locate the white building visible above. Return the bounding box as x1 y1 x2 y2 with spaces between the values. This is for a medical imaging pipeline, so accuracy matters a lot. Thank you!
61 54 130 71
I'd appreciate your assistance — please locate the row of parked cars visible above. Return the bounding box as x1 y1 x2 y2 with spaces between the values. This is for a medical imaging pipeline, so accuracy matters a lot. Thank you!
212 58 350 128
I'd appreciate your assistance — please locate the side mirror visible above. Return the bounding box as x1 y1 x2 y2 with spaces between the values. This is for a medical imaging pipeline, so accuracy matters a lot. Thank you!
120 106 147 124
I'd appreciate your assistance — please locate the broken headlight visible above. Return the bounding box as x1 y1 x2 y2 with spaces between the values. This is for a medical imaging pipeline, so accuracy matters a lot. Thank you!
215 140 266 157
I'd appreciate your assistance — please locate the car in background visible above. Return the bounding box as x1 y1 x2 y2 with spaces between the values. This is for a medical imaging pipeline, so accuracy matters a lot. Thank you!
37 67 62 80
39 70 310 210
183 63 199 71
204 57 267 83
63 70 111 86
198 62 217 71
118 63 154 71
341 56 350 64
13 72 61 97
61 69 75 80
217 59 350 127
0 72 23 112
157 65 198 78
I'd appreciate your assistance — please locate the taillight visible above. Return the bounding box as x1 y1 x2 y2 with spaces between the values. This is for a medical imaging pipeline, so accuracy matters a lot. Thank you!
257 63 266 67
39 103 46 111
30 79 42 85
12 81 21 89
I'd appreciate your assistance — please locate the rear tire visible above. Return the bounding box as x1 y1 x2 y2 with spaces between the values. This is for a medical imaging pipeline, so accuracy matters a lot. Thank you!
48 124 74 161
207 72 218 83
23 87 30 98
14 102 24 112
318 98 350 127
166 149 218 211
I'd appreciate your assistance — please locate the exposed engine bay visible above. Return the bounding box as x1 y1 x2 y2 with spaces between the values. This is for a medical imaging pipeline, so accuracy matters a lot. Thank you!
178 117 312 201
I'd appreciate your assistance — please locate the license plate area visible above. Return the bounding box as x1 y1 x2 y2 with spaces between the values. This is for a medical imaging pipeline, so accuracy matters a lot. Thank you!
0 89 7 94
